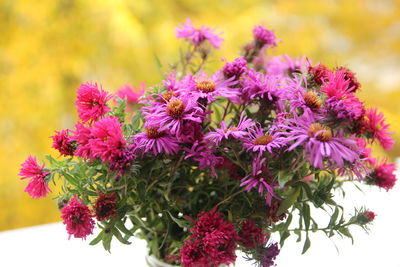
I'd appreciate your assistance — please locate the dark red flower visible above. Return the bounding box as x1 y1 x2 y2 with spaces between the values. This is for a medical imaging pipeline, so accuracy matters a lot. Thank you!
368 160 397 191
51 129 74 156
308 63 331 85
335 66 361 92
238 219 267 248
94 192 118 221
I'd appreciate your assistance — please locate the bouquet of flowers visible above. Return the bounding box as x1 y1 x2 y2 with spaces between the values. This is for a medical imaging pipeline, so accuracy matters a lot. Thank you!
19 19 397 267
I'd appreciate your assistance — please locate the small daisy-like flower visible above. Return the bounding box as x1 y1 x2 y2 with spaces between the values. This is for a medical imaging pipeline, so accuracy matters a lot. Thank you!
264 55 309 78
366 160 397 191
94 192 118 221
335 66 361 92
242 70 283 103
279 111 360 169
253 25 278 48
206 112 254 145
362 108 395 150
324 94 365 122
133 126 180 155
115 83 145 105
71 123 93 160
144 95 204 135
76 82 111 123
308 63 331 85
177 72 239 104
61 195 95 240
242 124 285 155
89 116 127 163
19 156 51 199
222 57 247 80
320 70 353 99
176 18 223 49
240 157 279 206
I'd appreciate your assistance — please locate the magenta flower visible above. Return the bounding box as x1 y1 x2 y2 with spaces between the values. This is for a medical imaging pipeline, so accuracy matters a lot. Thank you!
76 82 111 123
238 219 267 248
180 208 237 267
61 195 95 240
115 83 145 105
206 112 254 145
320 70 353 99
285 78 323 113
363 108 395 150
264 55 309 78
367 160 397 191
89 116 127 163
71 123 93 160
222 57 247 80
144 95 204 135
19 156 51 199
336 66 361 92
242 70 284 105
240 157 279 206
242 124 285 155
176 18 223 49
51 129 74 156
279 111 360 169
259 242 280 267
253 25 278 48
184 140 224 177
308 63 332 85
133 126 180 155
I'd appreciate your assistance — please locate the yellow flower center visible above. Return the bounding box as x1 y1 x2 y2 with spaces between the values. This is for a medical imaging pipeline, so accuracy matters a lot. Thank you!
253 135 273 145
303 91 322 111
196 78 216 93
146 127 164 139
166 99 185 119
308 123 332 141
162 91 177 102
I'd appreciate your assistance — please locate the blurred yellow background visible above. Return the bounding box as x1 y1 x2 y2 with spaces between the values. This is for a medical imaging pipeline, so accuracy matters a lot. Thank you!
1 0 399 231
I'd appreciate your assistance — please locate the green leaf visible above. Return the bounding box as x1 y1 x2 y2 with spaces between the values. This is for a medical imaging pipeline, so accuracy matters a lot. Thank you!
111 227 131 245
62 171 79 187
303 203 311 231
102 232 113 252
328 207 340 227
280 231 290 247
89 231 104 246
45 155 60 168
276 187 301 216
302 235 311 254
115 221 133 236
278 170 294 187
167 211 191 229
338 227 354 244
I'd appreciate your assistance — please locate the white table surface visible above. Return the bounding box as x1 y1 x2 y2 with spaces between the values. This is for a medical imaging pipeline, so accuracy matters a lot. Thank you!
1 164 400 267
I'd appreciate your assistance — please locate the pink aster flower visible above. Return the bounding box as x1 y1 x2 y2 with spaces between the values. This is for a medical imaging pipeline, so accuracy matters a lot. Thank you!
362 108 395 150
133 126 180 155
71 123 93 160
176 72 239 104
264 55 309 78
180 208 237 267
222 57 247 80
89 116 127 163
279 111 360 169
144 95 204 135
242 70 284 104
176 18 223 49
335 66 361 92
240 157 280 206
253 25 278 48
115 83 145 105
76 82 111 123
366 160 397 191
206 112 254 145
285 77 323 113
363 211 376 222
19 156 51 199
51 129 74 156
242 124 285 155
184 140 224 177
320 70 354 99
324 94 365 123
61 195 95 240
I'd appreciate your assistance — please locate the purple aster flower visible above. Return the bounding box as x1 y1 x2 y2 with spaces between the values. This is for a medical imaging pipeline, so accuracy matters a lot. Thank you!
324 95 365 123
177 72 239 104
206 112 255 145
178 121 204 143
258 242 280 267
109 147 136 178
264 55 310 78
143 95 204 135
279 111 360 169
253 25 278 48
242 70 283 102
242 124 285 155
240 157 279 206
284 77 323 113
133 126 180 155
184 140 224 177
222 57 247 80
176 18 223 49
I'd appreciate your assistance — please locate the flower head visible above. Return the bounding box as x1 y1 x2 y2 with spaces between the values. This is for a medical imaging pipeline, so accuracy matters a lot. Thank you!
362 108 395 150
71 123 93 159
89 116 127 163
19 156 51 198
76 82 111 123
264 55 309 78
253 25 278 48
180 208 237 267
308 63 331 85
258 242 280 267
133 126 180 155
176 18 223 49
335 66 361 92
115 83 145 105
366 160 397 191
94 192 118 221
61 195 95 240
51 129 75 156
238 219 267 248
242 124 285 155
320 70 353 99
240 157 279 206
222 57 247 80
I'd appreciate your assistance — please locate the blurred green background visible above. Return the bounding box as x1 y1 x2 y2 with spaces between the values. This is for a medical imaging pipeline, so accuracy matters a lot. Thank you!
1 0 399 231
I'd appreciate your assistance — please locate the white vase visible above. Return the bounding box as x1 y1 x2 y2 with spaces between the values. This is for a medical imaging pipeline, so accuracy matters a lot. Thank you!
145 254 177 267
